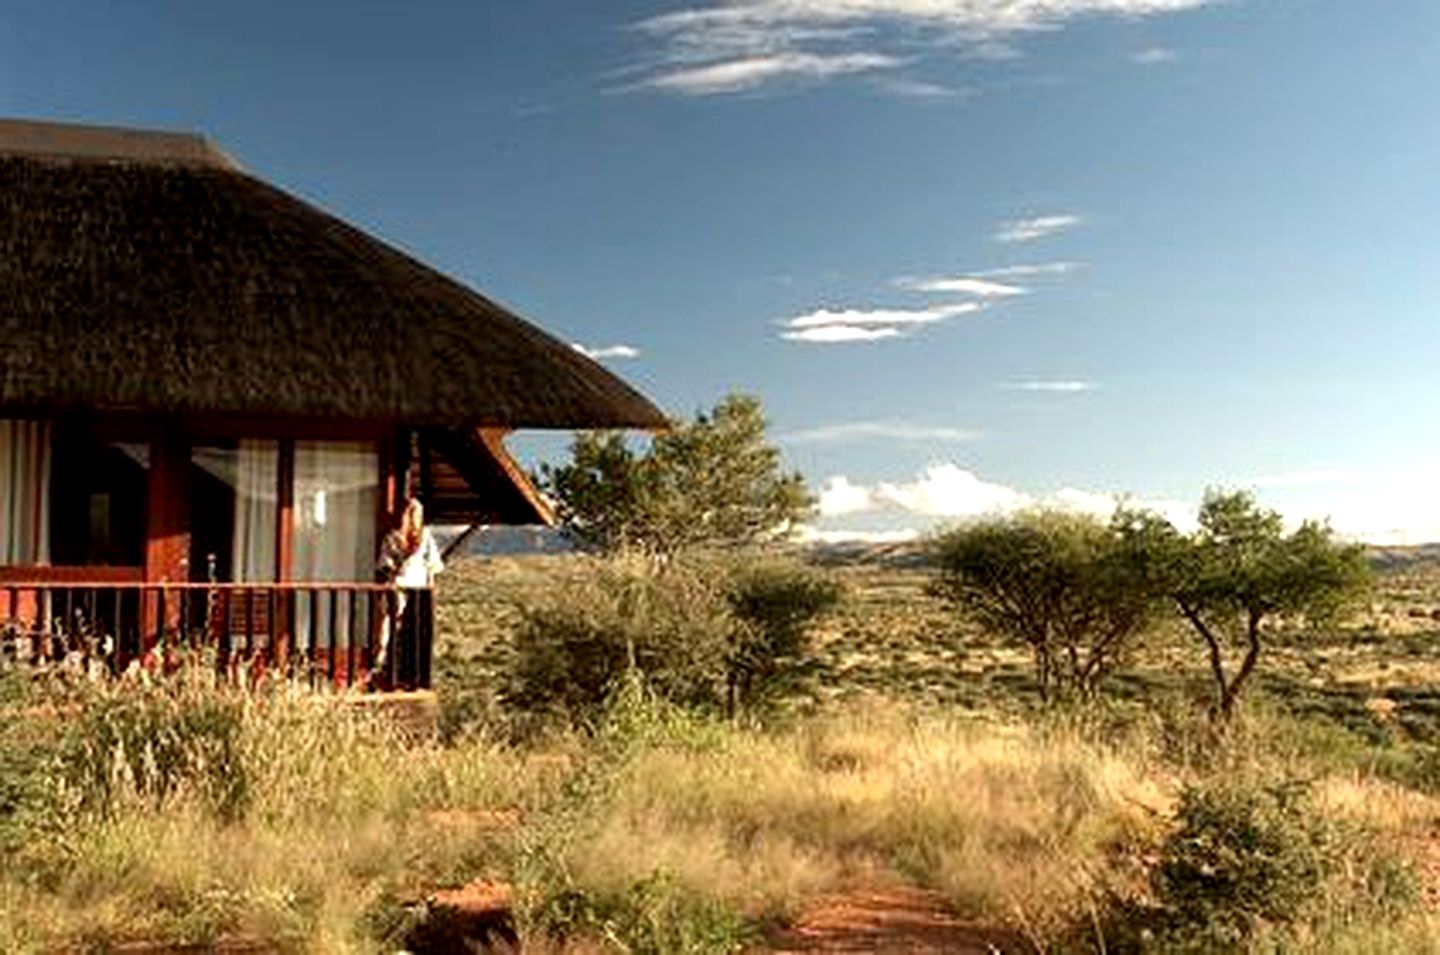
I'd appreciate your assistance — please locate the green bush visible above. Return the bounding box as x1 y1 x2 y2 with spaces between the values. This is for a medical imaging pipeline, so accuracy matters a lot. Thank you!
507 556 734 720
505 554 840 723
1154 778 1334 945
1133 777 1418 950
723 557 841 714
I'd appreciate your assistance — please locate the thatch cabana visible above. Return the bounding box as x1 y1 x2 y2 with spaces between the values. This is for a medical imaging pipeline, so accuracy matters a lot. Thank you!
0 117 665 688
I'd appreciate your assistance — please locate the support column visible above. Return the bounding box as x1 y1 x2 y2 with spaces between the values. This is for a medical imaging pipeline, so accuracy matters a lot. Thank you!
143 429 190 648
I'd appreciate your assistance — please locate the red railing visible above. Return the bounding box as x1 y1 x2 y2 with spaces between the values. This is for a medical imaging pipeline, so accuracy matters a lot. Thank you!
0 581 434 691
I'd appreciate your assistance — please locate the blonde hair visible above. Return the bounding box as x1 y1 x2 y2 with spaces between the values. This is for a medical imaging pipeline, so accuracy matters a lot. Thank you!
400 498 425 552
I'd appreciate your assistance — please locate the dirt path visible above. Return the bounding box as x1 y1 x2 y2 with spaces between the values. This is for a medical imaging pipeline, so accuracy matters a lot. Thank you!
759 886 1028 954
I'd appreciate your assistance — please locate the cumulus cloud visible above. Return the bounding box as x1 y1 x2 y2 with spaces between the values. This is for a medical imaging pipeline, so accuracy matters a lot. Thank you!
779 302 980 343
813 463 1195 528
817 475 874 516
779 421 981 444
1005 380 1098 392
634 0 1218 95
893 275 1027 297
877 464 1031 518
571 343 641 360
809 460 1440 545
995 214 1084 243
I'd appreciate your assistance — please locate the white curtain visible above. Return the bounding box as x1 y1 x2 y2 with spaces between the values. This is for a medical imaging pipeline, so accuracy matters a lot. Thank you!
231 441 279 582
0 421 51 565
292 441 377 583
293 442 377 651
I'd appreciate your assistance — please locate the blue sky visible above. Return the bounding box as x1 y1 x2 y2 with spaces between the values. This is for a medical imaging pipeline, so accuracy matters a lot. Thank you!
4 1 1438 541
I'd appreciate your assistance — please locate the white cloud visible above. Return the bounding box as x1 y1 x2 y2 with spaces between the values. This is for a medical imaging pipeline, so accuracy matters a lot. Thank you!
808 459 1440 545
813 463 1196 529
817 475 874 516
995 214 1084 243
781 324 905 343
784 302 979 329
779 301 981 343
877 464 1031 518
645 51 899 94
894 275 1027 297
974 261 1083 278
780 421 981 444
875 77 969 99
635 1 1217 95
1005 380 1098 392
571 342 641 360
1132 46 1178 65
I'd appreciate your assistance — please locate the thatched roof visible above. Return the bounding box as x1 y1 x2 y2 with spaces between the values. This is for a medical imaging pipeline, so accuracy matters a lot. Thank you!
0 118 666 430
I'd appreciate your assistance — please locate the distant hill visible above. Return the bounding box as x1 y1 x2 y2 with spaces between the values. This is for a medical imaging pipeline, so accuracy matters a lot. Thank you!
1364 543 1440 573
434 524 573 558
804 539 933 569
436 524 1440 575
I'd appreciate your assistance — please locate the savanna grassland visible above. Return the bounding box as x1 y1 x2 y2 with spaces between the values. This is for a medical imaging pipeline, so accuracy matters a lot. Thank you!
3 549 1440 952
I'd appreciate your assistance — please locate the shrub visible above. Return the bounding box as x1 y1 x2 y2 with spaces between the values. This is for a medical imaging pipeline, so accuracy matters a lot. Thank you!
722 557 841 714
506 556 734 720
1134 776 1418 950
505 554 839 722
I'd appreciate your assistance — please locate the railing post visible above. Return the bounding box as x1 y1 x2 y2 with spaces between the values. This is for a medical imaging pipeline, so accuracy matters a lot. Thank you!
418 587 434 690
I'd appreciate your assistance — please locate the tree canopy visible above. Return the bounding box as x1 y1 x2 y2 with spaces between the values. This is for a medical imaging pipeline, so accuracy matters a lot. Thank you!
931 508 1162 703
932 491 1371 718
539 393 813 554
1116 490 1371 720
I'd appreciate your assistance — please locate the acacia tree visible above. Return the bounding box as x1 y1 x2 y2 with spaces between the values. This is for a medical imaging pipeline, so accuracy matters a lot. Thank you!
539 393 813 554
930 509 1162 703
1117 491 1371 721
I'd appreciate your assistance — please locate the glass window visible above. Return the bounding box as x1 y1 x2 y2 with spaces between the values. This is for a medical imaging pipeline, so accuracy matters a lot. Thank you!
48 430 148 567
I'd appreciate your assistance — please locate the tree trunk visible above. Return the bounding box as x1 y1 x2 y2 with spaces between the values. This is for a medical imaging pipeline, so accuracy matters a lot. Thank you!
1219 608 1264 720
1179 601 1232 721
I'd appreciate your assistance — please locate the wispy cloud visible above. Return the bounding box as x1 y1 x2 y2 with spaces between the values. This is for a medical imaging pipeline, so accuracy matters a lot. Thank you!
644 51 900 94
571 343 641 360
1131 46 1178 65
781 325 904 343
784 303 980 329
874 77 970 99
995 214 1083 243
780 421 982 445
634 1 1219 96
1005 380 1098 392
779 301 980 343
973 261 1083 278
894 275 1027 297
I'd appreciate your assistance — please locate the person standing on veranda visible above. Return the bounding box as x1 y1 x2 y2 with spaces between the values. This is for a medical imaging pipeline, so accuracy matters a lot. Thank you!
375 497 443 677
